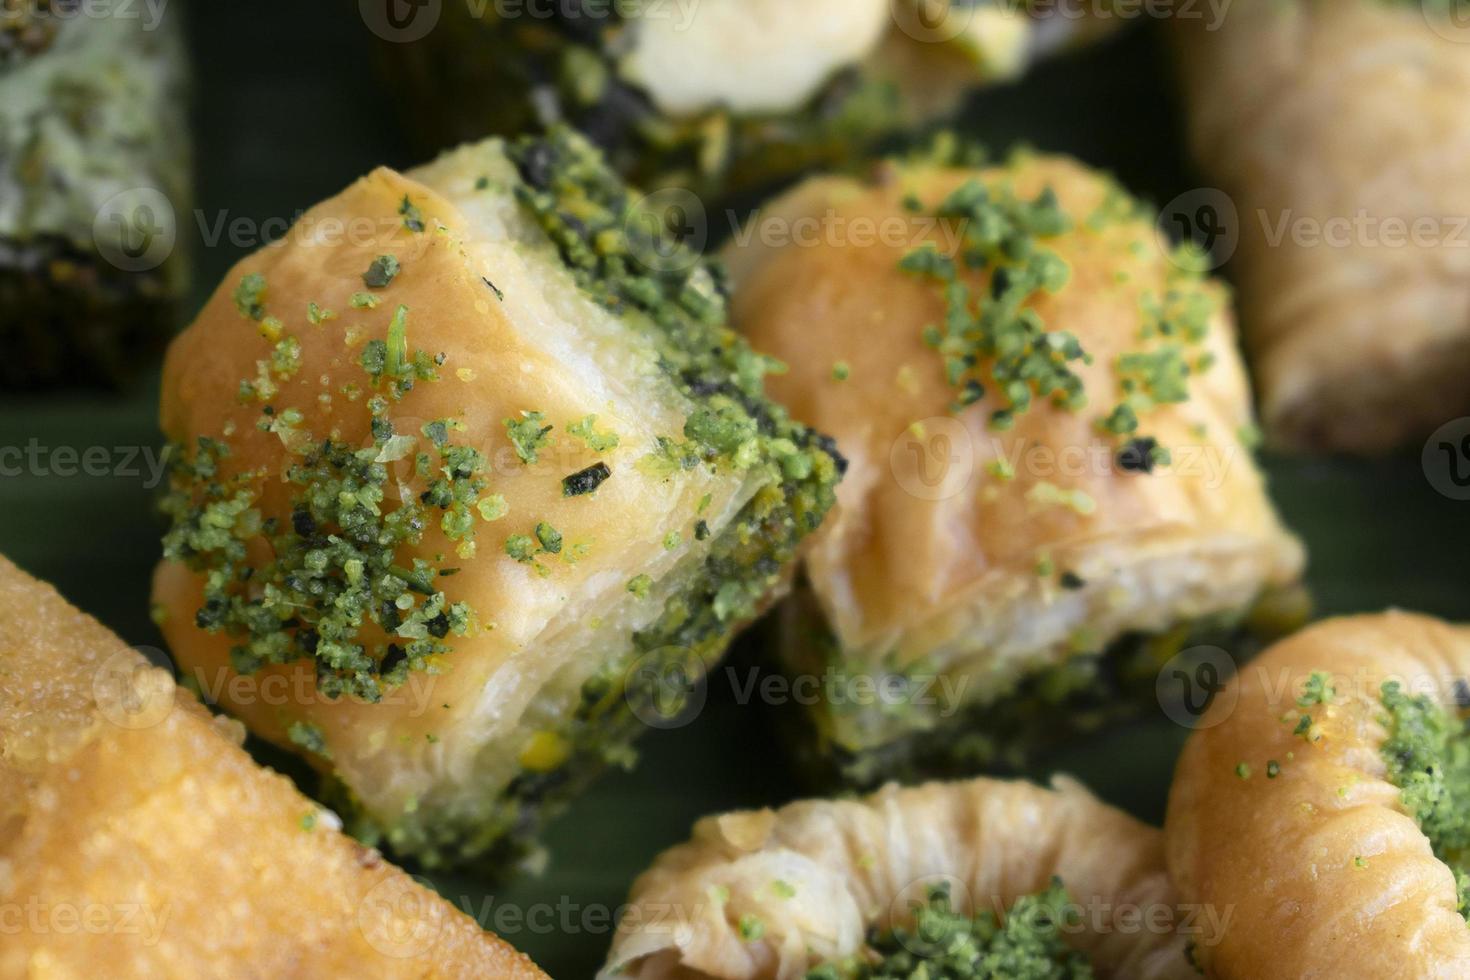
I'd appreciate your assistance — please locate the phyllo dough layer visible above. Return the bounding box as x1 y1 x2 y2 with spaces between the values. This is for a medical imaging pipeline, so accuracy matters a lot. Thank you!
0 554 544 979
603 776 1196 979
726 153 1306 785
152 129 839 869
1170 0 1470 453
1167 612 1470 979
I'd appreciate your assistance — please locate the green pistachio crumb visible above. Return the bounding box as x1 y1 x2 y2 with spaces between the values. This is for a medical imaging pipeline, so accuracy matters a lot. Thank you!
363 254 401 289
567 414 620 452
505 412 553 464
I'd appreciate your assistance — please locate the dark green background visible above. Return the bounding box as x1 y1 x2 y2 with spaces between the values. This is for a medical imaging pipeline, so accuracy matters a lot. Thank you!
2 6 1467 976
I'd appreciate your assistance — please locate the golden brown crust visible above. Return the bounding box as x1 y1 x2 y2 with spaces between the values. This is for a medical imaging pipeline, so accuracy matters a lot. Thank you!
726 157 1303 696
0 554 545 979
152 143 759 842
603 775 1196 979
1165 611 1470 979
1170 0 1470 453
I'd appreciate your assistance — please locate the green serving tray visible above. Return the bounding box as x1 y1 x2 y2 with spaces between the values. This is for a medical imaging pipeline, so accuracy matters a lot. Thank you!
2 6 1467 977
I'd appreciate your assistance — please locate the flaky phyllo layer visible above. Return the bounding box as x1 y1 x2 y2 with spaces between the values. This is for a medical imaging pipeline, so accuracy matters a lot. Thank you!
153 129 839 869
727 152 1306 782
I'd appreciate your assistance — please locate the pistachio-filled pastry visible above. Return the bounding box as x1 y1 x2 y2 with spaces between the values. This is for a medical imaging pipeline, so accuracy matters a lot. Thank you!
1166 612 1470 978
0 555 545 978
725 153 1307 787
0 0 189 388
1169 0 1470 452
151 128 840 870
384 0 1118 198
603 776 1197 979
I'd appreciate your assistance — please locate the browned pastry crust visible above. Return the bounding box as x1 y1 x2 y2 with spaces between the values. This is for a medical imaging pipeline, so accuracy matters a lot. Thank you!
1170 0 1470 453
1166 611 1470 978
0 554 545 979
603 776 1197 979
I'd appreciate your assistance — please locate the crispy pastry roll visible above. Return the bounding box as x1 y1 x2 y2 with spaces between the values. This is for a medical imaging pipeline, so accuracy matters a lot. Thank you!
382 0 1118 198
603 776 1197 979
725 153 1307 787
151 128 840 870
0 554 545 978
1166 611 1470 979
0 0 189 388
1169 0 1470 452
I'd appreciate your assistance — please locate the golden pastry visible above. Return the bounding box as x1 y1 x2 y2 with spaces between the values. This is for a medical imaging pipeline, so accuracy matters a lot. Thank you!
1166 611 1470 978
0 553 545 978
1169 0 1470 452
603 775 1198 979
151 128 840 870
725 150 1306 786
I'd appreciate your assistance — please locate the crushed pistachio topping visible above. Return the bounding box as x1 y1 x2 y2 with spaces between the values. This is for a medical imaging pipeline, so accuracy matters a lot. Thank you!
233 272 268 321
162 275 495 702
399 194 425 233
567 414 620 452
900 179 1082 425
1100 244 1220 466
899 160 1220 469
563 461 611 497
165 130 841 871
363 254 401 289
806 879 1090 979
505 411 553 464
1380 680 1470 917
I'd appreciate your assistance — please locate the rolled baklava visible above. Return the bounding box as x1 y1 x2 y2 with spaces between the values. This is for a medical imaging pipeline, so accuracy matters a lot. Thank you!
0 0 189 388
1166 611 1470 978
383 0 1119 198
151 128 840 870
726 152 1307 786
1169 0 1470 452
603 776 1196 979
0 554 545 978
